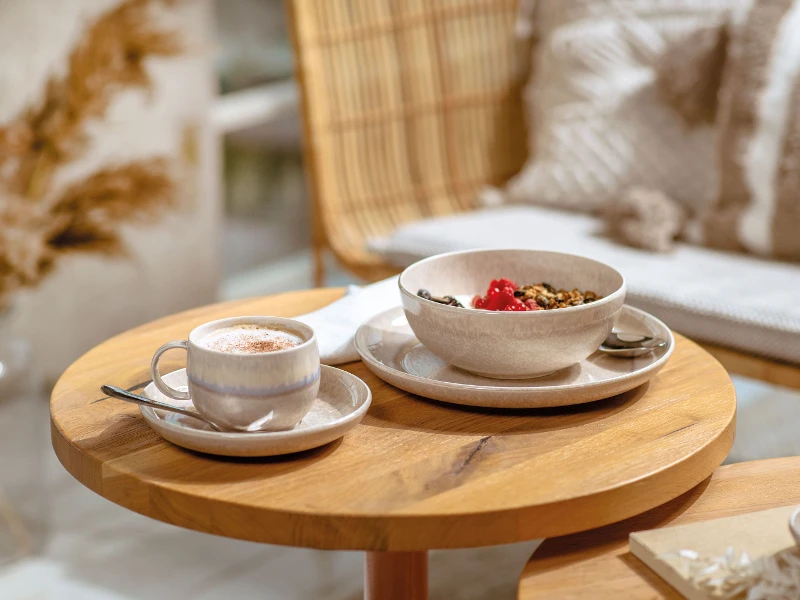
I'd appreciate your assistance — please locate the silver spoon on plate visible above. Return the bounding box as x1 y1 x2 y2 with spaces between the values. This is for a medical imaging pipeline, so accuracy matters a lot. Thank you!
101 385 278 433
599 332 667 358
101 385 224 432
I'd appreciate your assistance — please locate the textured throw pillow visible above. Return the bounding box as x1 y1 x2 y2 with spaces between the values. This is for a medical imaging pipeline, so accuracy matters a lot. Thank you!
704 0 800 261
657 23 729 127
501 0 734 216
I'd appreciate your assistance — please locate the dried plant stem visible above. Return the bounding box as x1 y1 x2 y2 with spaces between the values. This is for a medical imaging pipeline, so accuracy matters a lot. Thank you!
50 158 178 253
0 0 185 304
0 0 181 199
0 158 178 299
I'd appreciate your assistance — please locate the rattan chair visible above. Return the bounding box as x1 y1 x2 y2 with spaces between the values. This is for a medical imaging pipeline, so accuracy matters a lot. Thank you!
287 0 800 391
287 0 530 284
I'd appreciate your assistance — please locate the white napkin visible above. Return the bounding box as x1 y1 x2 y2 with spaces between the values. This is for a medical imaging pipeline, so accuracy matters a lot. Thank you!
295 276 401 364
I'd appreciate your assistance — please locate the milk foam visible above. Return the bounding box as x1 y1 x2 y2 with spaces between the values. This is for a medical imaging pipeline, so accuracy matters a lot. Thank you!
200 324 304 354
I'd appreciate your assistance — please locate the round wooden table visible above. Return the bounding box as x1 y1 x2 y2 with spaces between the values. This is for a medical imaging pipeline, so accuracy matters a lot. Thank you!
50 289 736 600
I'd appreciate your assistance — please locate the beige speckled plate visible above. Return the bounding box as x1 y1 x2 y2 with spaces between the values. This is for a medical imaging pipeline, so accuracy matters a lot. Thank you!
140 365 371 457
355 305 673 409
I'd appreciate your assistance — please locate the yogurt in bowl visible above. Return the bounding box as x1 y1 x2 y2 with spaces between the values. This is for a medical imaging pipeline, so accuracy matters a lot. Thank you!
399 249 626 379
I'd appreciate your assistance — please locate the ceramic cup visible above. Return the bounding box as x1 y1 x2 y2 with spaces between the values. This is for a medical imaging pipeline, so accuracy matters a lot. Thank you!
150 316 320 432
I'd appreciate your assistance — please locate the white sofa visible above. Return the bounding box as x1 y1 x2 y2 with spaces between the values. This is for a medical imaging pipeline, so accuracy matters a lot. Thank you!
370 205 800 366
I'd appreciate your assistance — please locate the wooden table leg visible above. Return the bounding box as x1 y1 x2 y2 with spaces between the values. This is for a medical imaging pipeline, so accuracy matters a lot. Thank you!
364 551 428 600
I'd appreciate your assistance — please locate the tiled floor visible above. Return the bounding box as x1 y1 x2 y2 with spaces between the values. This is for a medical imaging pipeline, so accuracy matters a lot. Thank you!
726 376 800 463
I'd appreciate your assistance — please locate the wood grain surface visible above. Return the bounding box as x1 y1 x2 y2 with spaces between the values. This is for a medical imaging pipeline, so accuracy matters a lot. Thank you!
51 289 736 551
517 457 800 599
365 551 428 600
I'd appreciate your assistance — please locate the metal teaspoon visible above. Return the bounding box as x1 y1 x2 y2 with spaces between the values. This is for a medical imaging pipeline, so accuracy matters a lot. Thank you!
101 385 223 432
599 332 667 358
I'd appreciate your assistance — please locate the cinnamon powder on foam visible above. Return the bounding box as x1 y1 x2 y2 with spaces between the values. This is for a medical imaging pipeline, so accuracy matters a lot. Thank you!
201 325 302 354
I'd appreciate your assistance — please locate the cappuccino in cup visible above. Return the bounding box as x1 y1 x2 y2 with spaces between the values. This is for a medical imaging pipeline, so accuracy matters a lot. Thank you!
198 324 304 354
151 317 319 432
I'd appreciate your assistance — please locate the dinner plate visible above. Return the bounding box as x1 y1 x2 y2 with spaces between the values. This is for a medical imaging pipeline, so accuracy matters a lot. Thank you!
140 365 371 457
355 305 673 409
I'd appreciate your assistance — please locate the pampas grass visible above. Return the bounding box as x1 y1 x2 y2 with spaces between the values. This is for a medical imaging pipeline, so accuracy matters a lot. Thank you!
0 0 181 199
49 159 176 253
0 159 176 299
0 0 184 304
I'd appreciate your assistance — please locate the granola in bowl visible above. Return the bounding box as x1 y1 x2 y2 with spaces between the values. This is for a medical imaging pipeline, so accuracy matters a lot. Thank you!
417 278 602 312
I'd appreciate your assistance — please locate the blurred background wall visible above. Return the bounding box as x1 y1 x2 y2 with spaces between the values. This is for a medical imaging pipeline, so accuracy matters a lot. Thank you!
0 0 220 381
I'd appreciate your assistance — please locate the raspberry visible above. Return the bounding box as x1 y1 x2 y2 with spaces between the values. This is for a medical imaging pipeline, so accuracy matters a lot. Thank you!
498 289 516 305
473 278 530 311
490 278 517 291
485 293 506 311
503 301 528 311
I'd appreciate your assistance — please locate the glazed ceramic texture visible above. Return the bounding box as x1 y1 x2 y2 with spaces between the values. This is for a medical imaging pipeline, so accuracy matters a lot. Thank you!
399 249 626 379
152 316 320 431
356 305 672 408
141 366 371 457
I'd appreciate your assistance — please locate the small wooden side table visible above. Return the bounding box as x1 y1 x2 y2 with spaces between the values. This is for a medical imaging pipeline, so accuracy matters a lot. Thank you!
518 457 800 599
51 289 736 600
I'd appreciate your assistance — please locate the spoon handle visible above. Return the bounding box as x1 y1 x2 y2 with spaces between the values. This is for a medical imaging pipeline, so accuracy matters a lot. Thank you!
101 385 221 431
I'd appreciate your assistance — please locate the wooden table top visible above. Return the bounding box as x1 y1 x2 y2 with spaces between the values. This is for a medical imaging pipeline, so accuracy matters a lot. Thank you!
51 289 736 552
518 456 800 599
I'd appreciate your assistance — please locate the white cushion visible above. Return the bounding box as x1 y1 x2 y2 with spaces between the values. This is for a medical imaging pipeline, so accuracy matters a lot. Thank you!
500 0 732 215
369 207 800 365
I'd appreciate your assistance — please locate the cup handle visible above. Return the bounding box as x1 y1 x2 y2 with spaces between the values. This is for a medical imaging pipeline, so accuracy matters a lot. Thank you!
151 340 191 401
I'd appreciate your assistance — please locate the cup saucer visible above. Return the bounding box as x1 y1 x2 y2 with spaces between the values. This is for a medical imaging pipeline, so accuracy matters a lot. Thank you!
355 305 674 409
140 365 371 457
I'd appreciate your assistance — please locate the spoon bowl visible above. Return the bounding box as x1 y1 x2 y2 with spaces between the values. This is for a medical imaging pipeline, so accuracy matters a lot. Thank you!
599 332 667 358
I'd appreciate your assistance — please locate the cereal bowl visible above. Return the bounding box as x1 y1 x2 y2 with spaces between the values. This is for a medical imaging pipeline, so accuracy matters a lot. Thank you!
399 249 626 379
